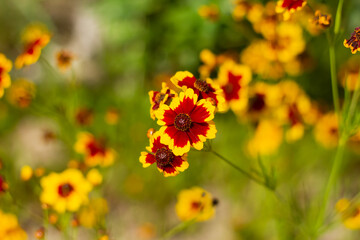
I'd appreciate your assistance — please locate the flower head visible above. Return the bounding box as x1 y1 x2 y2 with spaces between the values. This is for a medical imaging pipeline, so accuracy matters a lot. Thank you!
171 71 225 111
198 4 219 21
149 82 177 120
276 0 307 20
0 210 27 240
336 198 360 229
311 10 331 29
0 175 8 193
156 88 217 156
78 198 108 228
15 23 51 69
74 132 115 167
344 27 360 54
140 131 189 177
175 187 217 222
56 50 75 71
6 78 36 108
0 54 12 98
314 112 338 148
40 168 92 213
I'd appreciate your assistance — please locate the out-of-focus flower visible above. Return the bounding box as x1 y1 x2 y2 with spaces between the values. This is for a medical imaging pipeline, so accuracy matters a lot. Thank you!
276 0 307 20
40 168 92 213
49 213 58 225
171 71 225 111
105 108 120 125
137 222 156 240
0 210 27 240
78 198 108 228
314 112 338 148
149 83 177 120
86 168 103 186
35 227 45 239
75 107 93 126
217 61 252 113
175 187 217 222
311 10 331 29
140 131 189 177
0 54 12 98
232 0 254 21
336 198 360 229
155 88 217 155
198 4 219 21
15 23 51 69
74 132 115 167
247 119 283 157
56 50 75 71
339 56 360 91
99 236 109 240
198 49 216 77
21 165 33 181
6 78 36 108
0 175 8 193
35 167 45 177
344 27 360 54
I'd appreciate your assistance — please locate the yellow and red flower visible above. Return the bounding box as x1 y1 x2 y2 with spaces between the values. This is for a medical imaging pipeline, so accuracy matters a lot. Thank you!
56 50 75 71
0 175 8 193
6 78 36 108
155 88 216 156
171 71 225 111
314 112 339 148
276 0 307 20
217 60 252 113
311 10 331 29
0 54 12 98
40 168 92 213
74 132 115 167
149 82 177 120
139 131 189 177
198 4 219 22
344 27 360 54
15 23 51 69
0 210 27 240
336 198 360 230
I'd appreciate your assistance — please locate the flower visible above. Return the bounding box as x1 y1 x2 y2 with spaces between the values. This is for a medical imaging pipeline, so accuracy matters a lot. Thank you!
6 78 36 108
75 107 93 126
105 108 120 125
139 131 189 177
339 56 360 91
170 71 225 111
15 23 51 69
217 61 252 113
344 27 360 54
0 53 12 98
78 198 108 228
74 132 115 167
86 168 103 186
21 165 33 181
311 10 331 29
175 187 217 222
40 168 92 213
0 210 27 240
155 88 217 155
56 50 75 71
276 0 307 20
0 175 8 193
314 112 338 148
198 4 219 21
149 82 177 120
336 198 360 229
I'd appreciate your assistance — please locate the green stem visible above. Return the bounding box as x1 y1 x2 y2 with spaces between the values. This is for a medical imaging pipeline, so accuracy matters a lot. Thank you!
328 41 340 116
161 219 196 240
334 0 345 35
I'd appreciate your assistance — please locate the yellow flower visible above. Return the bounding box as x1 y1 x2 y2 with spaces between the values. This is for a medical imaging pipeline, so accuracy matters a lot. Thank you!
78 198 108 228
275 0 307 21
247 119 283 157
86 168 103 186
314 112 338 148
20 165 33 181
175 187 217 222
0 53 12 98
6 78 36 108
311 10 331 29
105 108 120 125
0 210 27 240
15 23 51 69
74 132 115 167
40 168 92 213
339 56 360 91
336 198 360 230
344 27 360 54
198 4 219 21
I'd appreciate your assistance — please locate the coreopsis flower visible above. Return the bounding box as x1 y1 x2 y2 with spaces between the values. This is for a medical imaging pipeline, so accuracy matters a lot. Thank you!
247 119 283 157
74 132 115 167
311 10 331 29
198 49 216 78
344 27 360 54
0 210 27 240
217 60 252 113
56 50 75 71
336 198 360 229
6 78 36 108
86 168 103 186
155 88 217 155
149 82 177 120
0 54 12 98
314 112 338 148
276 0 307 20
171 71 225 111
175 187 217 222
198 4 219 21
20 165 33 181
139 131 189 177
40 168 92 213
232 0 253 21
15 23 51 69
339 56 360 91
78 198 108 228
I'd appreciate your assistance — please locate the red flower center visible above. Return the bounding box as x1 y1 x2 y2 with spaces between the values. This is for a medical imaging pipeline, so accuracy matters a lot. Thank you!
155 147 174 167
58 183 74 197
194 79 210 93
86 141 106 157
249 93 265 112
174 113 192 131
0 176 6 193
191 201 203 211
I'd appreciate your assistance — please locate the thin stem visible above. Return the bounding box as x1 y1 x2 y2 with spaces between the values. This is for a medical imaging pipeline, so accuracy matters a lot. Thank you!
161 219 196 240
334 0 345 35
328 38 340 116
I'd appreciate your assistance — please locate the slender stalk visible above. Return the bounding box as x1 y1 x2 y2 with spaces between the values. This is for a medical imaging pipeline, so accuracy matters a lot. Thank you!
161 219 196 240
334 0 345 35
328 37 340 116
